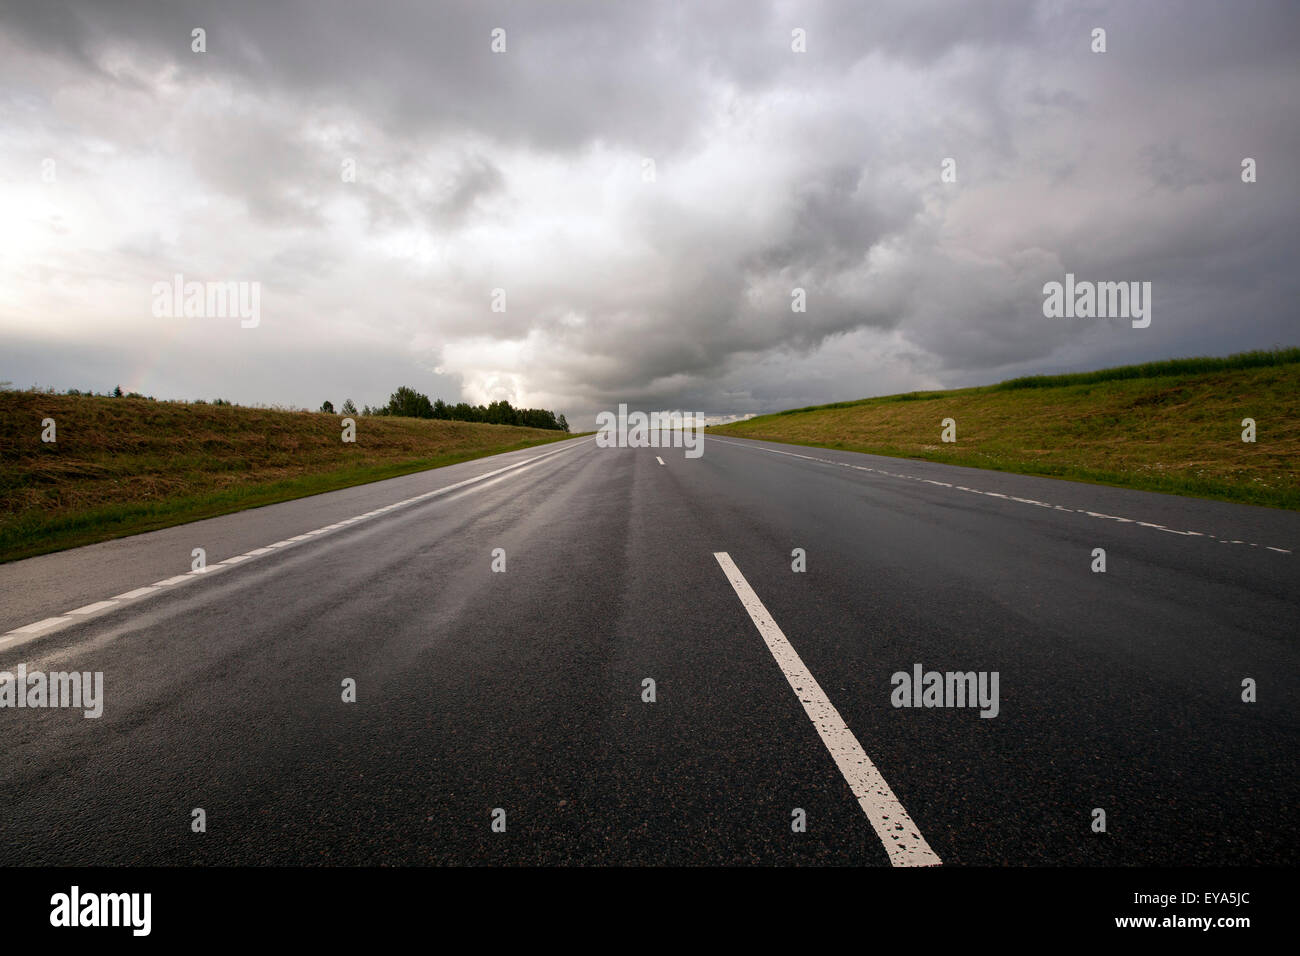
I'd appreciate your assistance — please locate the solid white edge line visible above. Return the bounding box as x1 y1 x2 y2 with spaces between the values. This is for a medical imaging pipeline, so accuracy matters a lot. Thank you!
713 551 941 867
1 437 593 648
153 575 193 587
68 600 119 616
6 616 71 636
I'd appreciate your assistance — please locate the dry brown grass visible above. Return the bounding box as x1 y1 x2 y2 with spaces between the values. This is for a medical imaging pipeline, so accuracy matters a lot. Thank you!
0 392 572 560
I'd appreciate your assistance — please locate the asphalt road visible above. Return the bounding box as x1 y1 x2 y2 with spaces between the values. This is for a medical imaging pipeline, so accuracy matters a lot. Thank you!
1 434 1296 865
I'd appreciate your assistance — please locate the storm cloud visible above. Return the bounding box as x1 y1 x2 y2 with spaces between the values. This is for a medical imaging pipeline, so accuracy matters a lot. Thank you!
1 0 1297 426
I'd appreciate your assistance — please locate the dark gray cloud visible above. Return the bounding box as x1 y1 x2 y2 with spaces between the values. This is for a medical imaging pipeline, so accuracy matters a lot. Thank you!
1 0 1297 428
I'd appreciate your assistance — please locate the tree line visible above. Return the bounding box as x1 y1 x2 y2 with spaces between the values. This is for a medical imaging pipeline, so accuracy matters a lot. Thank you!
322 386 568 432
12 382 568 432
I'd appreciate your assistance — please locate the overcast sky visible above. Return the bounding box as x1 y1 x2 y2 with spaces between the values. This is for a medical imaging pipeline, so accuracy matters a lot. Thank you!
1 0 1297 428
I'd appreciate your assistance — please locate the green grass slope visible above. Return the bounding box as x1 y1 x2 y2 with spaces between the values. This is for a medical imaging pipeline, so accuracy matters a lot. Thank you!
710 349 1300 510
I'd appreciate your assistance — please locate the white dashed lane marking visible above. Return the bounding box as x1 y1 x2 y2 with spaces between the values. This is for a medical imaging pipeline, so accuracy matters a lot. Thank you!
707 437 1292 554
714 551 941 867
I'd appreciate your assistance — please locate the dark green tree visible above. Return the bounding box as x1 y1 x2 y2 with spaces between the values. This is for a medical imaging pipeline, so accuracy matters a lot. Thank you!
485 400 518 425
386 386 434 418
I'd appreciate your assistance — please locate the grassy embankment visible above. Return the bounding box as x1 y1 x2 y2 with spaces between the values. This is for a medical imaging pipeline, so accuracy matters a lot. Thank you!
709 349 1300 510
0 393 575 562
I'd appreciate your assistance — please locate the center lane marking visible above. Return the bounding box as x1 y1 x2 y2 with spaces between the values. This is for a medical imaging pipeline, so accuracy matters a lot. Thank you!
713 551 941 867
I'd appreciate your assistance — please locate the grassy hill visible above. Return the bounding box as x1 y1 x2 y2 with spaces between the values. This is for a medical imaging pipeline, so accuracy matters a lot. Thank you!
0 392 573 562
709 349 1300 510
